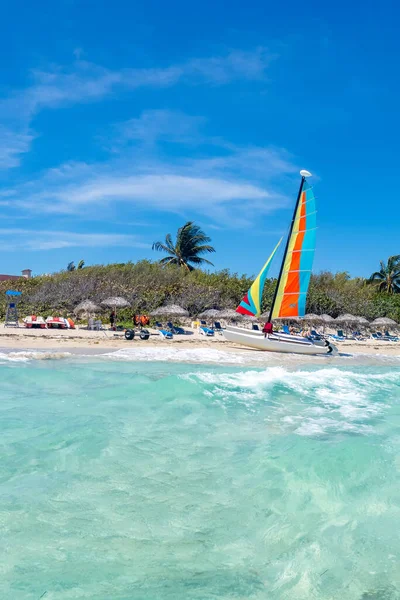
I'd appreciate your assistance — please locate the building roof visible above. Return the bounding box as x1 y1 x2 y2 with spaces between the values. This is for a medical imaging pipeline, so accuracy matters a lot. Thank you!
0 274 22 281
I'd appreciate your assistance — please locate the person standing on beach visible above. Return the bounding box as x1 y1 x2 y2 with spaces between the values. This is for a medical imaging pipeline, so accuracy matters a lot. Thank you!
110 311 116 330
262 322 273 337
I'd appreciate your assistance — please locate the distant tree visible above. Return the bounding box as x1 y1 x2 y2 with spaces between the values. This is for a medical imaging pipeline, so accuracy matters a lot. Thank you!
368 255 400 293
77 260 85 269
67 262 75 272
152 221 215 271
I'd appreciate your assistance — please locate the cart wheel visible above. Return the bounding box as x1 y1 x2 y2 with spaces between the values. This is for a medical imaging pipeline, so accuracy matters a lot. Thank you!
140 329 150 340
125 329 135 341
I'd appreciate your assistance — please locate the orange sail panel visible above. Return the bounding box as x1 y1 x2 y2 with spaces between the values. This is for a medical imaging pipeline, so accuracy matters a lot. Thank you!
236 238 282 317
271 180 316 319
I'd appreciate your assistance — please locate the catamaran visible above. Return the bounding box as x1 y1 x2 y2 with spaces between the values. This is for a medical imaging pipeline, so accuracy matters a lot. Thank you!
223 170 337 355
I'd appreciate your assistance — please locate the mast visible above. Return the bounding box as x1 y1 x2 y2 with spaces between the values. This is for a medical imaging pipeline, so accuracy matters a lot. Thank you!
267 172 308 323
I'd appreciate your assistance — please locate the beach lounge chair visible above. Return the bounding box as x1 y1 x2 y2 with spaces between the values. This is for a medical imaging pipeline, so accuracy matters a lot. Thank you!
155 321 163 329
158 329 173 339
385 330 399 341
199 326 214 336
351 331 363 341
374 332 391 340
167 321 185 334
199 319 214 336
375 331 394 341
214 321 224 334
311 329 323 340
252 323 260 331
282 325 290 334
370 332 383 341
329 330 347 341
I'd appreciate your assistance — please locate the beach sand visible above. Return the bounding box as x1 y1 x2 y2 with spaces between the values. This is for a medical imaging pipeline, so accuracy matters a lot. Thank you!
0 325 399 357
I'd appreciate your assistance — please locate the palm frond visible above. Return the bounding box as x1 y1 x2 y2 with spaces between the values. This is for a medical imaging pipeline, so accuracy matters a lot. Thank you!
152 241 172 253
164 234 175 252
189 244 216 255
159 256 178 265
153 220 215 270
368 272 385 282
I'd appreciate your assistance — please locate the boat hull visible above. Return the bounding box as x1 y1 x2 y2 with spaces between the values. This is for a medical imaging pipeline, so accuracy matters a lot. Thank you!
223 326 337 355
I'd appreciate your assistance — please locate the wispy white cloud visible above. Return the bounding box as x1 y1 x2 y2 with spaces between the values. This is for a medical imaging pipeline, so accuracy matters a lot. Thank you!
1 102 296 227
186 47 273 84
1 48 272 122
113 109 207 148
4 138 295 227
0 127 35 169
0 47 273 169
0 229 147 251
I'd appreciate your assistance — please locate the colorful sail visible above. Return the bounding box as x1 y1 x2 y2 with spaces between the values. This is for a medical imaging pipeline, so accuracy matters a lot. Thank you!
236 238 282 317
272 179 316 319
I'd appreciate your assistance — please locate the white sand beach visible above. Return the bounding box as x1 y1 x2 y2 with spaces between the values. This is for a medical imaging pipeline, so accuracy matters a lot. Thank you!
0 325 399 357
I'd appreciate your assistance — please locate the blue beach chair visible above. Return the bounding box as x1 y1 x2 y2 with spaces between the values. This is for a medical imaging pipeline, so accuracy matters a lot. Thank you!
158 329 173 339
167 321 185 334
199 325 214 336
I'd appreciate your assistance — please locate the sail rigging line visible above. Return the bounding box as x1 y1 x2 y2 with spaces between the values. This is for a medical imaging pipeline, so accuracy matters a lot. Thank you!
267 175 306 323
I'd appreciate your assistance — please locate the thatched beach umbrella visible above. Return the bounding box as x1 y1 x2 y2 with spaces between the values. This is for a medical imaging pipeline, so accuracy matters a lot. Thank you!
74 300 100 315
303 313 322 323
336 313 360 324
319 314 334 333
335 313 365 334
320 314 334 323
101 296 130 325
219 308 244 320
357 317 370 326
371 317 398 327
199 309 221 319
150 304 189 317
102 296 130 309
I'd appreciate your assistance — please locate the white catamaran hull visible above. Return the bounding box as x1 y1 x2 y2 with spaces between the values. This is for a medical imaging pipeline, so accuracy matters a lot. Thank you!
223 325 337 355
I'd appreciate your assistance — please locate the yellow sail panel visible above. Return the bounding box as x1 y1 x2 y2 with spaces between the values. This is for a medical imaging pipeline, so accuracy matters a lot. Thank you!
272 181 316 319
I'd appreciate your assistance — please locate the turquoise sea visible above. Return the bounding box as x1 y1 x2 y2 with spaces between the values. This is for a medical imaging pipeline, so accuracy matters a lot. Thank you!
1 347 400 599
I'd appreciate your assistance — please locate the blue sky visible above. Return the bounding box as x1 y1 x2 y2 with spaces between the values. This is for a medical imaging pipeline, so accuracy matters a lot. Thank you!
1 0 398 278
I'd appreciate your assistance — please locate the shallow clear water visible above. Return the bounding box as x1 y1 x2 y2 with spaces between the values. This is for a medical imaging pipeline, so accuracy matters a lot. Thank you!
1 352 400 599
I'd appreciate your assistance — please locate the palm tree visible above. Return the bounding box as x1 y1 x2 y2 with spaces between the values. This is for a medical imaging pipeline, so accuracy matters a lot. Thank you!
152 221 215 271
368 255 400 293
67 261 75 272
77 260 85 269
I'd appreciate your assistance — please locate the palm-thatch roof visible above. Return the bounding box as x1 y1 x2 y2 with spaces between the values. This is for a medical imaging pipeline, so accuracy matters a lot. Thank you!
335 313 362 323
357 317 370 325
101 297 130 308
303 313 322 322
371 317 397 326
219 308 243 319
199 309 221 318
320 314 335 323
150 304 189 317
74 300 100 314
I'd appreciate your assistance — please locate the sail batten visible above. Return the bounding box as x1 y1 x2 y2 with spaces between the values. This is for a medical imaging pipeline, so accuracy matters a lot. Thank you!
271 178 316 319
236 238 282 317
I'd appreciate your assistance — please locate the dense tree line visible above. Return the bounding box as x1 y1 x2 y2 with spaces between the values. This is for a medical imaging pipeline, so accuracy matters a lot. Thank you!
0 261 399 322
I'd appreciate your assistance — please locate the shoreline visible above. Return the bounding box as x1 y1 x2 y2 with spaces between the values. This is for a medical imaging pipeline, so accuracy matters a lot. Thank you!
0 327 399 365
